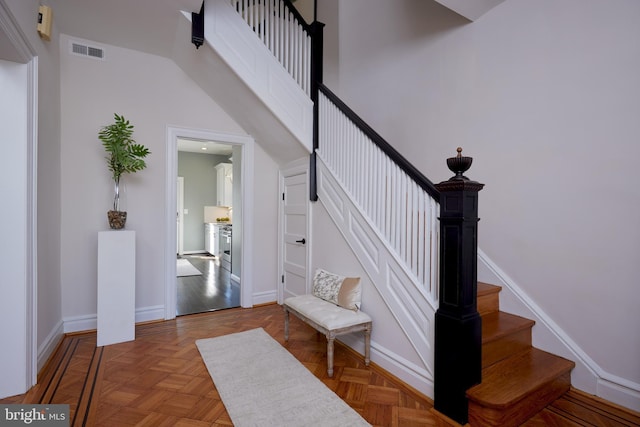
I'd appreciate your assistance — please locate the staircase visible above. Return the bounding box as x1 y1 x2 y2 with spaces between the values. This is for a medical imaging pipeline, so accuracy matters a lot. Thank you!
467 283 575 426
193 2 577 424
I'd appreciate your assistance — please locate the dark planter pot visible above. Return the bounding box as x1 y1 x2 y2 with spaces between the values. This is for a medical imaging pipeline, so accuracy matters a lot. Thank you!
107 210 127 229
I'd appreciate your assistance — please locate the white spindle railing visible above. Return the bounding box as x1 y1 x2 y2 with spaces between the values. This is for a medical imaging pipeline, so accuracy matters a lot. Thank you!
230 0 312 96
318 91 440 301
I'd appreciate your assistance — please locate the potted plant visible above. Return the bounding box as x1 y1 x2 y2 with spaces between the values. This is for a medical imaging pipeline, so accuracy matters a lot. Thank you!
99 113 151 229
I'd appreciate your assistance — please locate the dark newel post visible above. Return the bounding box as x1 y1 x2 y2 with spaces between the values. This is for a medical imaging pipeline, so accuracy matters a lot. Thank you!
309 20 324 202
433 147 484 424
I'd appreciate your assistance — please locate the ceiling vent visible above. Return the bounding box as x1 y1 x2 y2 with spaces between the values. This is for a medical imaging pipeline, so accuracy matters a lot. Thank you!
69 40 105 60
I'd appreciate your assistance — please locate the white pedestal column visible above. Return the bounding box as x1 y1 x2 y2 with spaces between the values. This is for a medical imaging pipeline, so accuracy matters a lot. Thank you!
97 230 135 346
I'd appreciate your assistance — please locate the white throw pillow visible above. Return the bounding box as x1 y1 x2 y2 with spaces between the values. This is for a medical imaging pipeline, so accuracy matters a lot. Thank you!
312 268 361 311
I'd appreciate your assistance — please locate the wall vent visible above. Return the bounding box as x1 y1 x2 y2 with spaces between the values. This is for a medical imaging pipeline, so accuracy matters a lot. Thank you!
69 41 105 60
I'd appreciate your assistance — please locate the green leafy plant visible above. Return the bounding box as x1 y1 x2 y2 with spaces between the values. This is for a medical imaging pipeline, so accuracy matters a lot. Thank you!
99 113 151 211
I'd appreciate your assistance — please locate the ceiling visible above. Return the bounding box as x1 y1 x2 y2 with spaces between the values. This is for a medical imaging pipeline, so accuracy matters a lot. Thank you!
177 138 233 155
48 0 203 58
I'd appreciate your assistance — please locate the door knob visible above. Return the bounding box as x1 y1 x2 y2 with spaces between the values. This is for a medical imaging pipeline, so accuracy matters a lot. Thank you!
295 238 306 244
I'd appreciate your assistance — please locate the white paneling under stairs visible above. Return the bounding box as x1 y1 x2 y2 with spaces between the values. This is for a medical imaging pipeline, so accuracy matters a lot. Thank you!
316 155 438 381
171 0 313 165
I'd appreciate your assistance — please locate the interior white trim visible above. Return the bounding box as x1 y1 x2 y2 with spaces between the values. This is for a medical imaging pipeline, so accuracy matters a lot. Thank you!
251 290 278 306
37 320 63 371
165 126 255 319
26 56 38 389
177 176 184 255
62 305 166 334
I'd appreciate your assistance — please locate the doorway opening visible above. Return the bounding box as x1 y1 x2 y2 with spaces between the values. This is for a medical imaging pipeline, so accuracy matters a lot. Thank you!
165 127 255 320
176 138 239 316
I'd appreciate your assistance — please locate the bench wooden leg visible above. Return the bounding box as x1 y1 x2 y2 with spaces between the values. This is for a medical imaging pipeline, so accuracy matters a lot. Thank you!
284 308 290 341
364 323 371 366
327 333 335 377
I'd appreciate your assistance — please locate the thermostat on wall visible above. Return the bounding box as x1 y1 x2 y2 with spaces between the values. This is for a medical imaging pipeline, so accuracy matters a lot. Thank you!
37 5 52 41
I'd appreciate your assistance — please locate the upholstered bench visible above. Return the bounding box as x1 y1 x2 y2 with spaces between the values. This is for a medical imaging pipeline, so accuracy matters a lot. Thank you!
284 294 372 377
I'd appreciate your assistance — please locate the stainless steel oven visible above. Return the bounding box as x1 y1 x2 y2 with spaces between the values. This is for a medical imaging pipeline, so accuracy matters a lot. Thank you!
219 225 232 271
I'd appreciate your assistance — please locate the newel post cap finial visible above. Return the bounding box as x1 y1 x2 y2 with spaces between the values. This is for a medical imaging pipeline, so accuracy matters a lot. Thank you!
446 147 473 181
436 147 484 191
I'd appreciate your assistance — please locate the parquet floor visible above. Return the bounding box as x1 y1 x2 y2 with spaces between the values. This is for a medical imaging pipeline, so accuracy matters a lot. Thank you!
2 304 639 426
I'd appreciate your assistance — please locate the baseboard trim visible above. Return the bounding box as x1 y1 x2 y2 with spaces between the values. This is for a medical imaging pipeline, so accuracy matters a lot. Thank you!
63 313 97 334
252 290 276 306
597 375 640 412
63 305 166 335
135 305 165 324
37 320 64 372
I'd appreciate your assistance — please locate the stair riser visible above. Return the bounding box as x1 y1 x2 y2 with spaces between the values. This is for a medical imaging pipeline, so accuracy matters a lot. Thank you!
478 292 499 315
468 371 571 427
482 329 531 368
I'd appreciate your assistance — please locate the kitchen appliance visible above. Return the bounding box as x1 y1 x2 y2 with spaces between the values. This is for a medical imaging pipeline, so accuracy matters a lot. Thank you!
219 225 232 271
204 223 217 256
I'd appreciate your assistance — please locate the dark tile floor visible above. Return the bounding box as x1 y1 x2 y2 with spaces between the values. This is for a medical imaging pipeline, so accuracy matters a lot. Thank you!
176 254 240 316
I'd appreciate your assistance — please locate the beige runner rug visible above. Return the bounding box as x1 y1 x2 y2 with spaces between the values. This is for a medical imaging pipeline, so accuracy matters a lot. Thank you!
196 328 370 427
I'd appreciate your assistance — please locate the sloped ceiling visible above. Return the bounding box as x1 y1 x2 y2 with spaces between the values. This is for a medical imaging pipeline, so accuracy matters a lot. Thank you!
433 0 506 21
48 0 202 58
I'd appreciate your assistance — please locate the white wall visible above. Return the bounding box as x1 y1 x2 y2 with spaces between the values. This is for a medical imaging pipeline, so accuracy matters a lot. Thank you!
59 34 280 327
324 0 640 409
250 143 280 303
317 0 339 91
293 0 315 24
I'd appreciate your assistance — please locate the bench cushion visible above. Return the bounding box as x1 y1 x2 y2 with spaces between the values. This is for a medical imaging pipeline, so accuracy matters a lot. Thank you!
284 295 371 330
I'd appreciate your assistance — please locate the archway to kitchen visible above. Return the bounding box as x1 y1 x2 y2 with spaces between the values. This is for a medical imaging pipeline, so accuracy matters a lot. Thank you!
165 127 254 320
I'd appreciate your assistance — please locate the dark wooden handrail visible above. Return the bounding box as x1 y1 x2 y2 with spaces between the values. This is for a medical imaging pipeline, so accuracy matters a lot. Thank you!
318 84 441 203
281 0 312 32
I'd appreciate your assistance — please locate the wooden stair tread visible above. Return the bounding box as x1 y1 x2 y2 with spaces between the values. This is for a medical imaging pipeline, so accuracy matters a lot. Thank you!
467 347 575 409
482 311 535 344
478 282 501 297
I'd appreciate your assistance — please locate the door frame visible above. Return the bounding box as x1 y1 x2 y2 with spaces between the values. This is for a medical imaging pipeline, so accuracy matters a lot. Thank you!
165 126 255 319
0 0 38 392
278 157 311 303
176 177 184 256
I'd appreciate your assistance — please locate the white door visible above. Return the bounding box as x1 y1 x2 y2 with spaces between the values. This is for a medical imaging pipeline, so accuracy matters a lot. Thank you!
280 165 309 301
